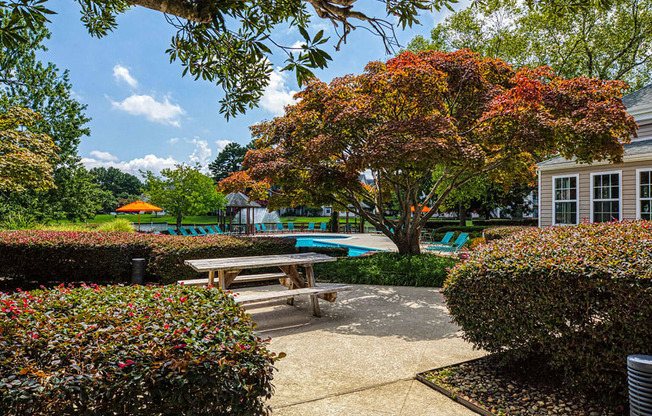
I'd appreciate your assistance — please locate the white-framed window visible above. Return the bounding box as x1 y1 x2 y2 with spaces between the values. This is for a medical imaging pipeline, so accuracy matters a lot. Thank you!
636 169 652 220
590 171 621 223
553 174 578 225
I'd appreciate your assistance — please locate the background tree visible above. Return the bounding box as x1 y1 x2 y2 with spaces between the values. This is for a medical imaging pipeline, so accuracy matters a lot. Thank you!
407 0 652 89
0 12 99 223
220 50 636 254
440 174 535 224
208 142 251 183
40 164 112 221
0 106 59 192
90 166 143 212
144 164 226 229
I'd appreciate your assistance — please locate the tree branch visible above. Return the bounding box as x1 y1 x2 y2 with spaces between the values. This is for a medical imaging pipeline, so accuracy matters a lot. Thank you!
127 0 213 23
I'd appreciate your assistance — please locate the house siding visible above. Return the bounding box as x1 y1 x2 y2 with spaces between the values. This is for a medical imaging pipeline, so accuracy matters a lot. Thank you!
636 123 652 139
539 160 652 226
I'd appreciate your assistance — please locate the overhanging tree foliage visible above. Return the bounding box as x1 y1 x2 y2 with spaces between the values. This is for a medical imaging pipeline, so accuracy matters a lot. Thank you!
407 0 652 90
0 0 461 118
219 50 636 254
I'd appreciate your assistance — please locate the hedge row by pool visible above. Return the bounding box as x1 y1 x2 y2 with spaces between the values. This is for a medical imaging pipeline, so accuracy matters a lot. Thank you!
0 284 278 415
444 221 652 404
314 252 458 287
0 231 297 284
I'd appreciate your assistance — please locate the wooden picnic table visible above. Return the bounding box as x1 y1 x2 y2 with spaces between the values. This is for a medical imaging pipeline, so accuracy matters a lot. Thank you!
184 252 350 317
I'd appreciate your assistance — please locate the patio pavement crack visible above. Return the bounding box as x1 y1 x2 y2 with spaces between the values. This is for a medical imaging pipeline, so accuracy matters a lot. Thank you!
271 377 415 410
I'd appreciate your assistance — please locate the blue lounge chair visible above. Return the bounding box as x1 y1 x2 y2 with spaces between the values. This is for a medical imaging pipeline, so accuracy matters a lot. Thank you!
167 228 178 235
255 223 262 233
261 223 270 233
213 224 228 234
187 227 201 236
307 222 315 232
288 222 296 232
424 231 454 246
203 226 216 235
319 222 327 232
426 233 469 252
197 227 210 235
277 223 286 232
179 227 190 236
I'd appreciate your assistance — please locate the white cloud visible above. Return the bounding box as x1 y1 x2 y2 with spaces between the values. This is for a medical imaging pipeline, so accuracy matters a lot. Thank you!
113 64 138 88
260 69 297 116
168 137 179 144
111 94 185 127
82 154 178 176
291 41 307 50
187 138 212 170
215 139 232 153
89 150 118 162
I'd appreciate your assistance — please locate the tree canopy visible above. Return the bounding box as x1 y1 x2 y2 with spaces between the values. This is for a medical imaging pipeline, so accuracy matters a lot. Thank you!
0 106 59 192
144 164 225 228
220 49 636 254
208 142 250 183
407 0 652 90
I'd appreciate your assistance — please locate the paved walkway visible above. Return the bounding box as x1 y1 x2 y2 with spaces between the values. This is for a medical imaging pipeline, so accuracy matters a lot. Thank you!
244 284 485 415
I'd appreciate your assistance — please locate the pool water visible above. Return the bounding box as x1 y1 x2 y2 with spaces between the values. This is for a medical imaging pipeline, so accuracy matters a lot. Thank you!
292 235 380 257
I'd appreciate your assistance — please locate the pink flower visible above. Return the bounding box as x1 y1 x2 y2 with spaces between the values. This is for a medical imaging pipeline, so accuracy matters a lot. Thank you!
180 297 188 302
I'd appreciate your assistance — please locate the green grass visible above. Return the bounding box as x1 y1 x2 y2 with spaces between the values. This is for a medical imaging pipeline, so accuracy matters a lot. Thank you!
314 253 458 287
77 214 221 225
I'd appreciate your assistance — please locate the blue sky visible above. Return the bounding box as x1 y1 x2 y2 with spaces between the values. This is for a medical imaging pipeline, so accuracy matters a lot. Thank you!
38 1 464 176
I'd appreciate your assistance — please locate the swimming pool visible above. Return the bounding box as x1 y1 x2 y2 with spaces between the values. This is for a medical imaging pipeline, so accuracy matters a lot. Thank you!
292 235 381 257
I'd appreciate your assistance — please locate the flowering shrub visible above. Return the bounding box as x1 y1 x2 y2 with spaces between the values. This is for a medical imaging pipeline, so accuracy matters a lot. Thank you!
0 231 296 284
467 237 486 250
482 225 533 241
0 284 278 415
444 222 652 403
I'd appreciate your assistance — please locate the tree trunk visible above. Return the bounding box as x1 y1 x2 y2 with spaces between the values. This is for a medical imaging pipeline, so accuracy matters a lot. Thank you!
176 214 182 230
458 203 467 226
392 229 422 255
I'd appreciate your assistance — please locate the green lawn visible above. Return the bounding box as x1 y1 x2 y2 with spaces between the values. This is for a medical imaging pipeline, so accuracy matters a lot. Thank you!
77 214 470 227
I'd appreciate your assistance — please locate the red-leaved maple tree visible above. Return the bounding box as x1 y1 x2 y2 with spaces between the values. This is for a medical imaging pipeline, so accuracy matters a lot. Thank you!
219 49 637 254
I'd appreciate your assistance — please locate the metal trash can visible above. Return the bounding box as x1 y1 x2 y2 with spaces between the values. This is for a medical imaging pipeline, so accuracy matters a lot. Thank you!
628 355 652 416
131 258 146 285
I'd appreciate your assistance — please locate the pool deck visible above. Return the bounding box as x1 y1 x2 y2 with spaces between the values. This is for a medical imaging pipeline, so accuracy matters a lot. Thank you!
277 233 457 256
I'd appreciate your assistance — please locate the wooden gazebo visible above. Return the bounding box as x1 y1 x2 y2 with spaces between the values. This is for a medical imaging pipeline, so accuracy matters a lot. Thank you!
225 192 261 235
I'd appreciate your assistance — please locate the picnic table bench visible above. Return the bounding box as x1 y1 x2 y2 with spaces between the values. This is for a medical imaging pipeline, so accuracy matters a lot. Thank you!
183 252 351 317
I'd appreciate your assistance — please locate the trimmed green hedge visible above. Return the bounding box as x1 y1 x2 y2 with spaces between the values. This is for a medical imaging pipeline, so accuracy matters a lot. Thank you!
444 222 652 403
314 253 458 287
0 231 296 284
472 218 538 227
0 284 278 415
149 235 296 283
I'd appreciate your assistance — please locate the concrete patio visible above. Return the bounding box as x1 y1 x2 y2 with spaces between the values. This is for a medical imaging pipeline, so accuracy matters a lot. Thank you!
244 284 485 415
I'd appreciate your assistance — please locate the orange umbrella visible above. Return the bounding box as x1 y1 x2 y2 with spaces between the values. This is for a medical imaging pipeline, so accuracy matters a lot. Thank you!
410 205 431 213
116 201 163 231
